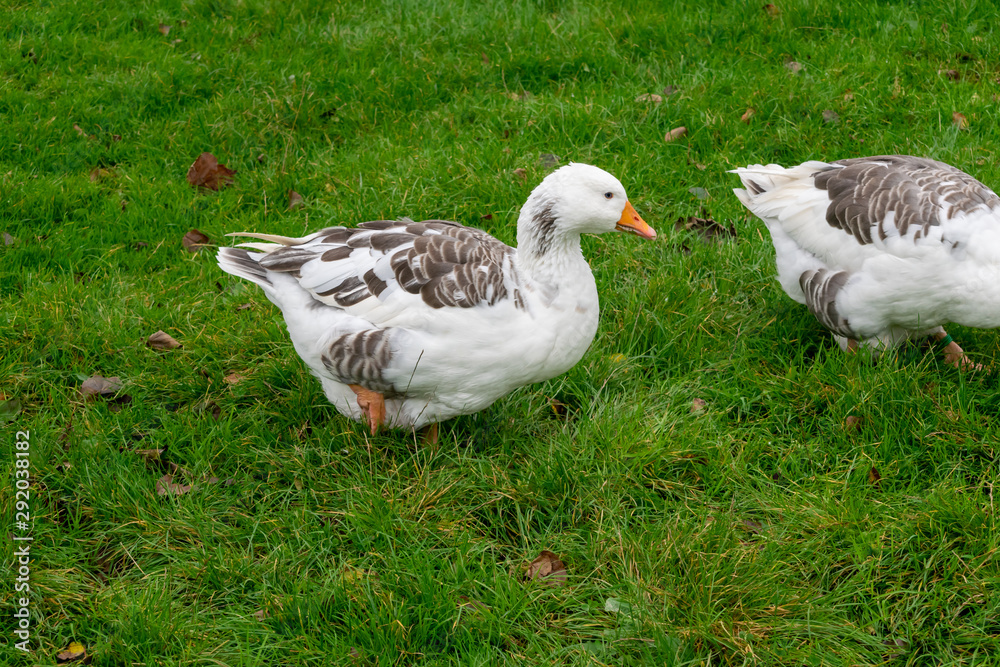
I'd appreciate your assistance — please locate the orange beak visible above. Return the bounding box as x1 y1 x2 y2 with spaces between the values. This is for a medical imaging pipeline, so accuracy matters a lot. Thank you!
615 201 657 239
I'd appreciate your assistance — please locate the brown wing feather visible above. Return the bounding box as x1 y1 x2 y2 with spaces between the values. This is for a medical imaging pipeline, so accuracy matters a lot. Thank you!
257 219 518 310
812 155 1000 246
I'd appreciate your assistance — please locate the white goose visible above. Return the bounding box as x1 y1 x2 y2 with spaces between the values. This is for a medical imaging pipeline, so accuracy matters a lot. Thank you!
218 163 656 440
733 155 1000 368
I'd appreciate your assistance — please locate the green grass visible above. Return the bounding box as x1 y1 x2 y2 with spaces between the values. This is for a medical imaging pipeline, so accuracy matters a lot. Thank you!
4 0 1000 664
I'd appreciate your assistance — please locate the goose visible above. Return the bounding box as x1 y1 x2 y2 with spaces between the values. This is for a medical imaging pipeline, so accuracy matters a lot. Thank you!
733 155 1000 368
218 163 656 441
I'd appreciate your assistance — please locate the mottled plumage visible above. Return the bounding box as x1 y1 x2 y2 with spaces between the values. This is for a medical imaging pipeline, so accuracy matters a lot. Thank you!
218 163 656 431
733 155 1000 364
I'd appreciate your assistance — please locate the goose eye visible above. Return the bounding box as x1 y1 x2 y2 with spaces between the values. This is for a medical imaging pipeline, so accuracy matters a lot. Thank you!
604 192 614 199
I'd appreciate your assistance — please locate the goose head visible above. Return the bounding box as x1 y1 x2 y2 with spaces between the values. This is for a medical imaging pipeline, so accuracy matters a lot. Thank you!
517 163 656 261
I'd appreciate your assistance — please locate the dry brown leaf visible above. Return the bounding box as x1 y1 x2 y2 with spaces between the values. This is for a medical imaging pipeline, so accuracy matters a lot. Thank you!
538 153 560 168
741 108 755 123
549 397 569 418
635 93 663 104
844 415 862 431
822 109 840 124
73 124 87 137
3 232 14 246
675 215 736 242
288 190 304 210
843 89 855 102
147 330 182 351
186 152 236 191
953 111 968 129
940 69 960 81
156 473 193 496
512 167 528 184
56 641 87 663
764 3 780 16
253 609 267 621
235 303 253 312
182 228 212 253
89 167 113 182
662 85 678 97
664 126 687 142
868 466 882 489
224 372 245 385
526 550 568 586
80 375 122 398
785 60 803 74
159 23 171 35
457 595 490 613
135 448 165 462
690 398 707 413
195 400 222 420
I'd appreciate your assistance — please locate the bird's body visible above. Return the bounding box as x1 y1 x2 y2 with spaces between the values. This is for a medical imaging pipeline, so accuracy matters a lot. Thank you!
733 155 1000 366
218 163 655 434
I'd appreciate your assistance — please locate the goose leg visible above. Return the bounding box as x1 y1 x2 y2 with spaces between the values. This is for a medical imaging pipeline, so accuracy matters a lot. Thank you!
419 422 439 445
349 384 386 435
932 330 980 370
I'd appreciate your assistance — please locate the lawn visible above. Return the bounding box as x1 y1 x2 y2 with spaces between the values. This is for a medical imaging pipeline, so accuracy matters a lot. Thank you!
3 0 1000 664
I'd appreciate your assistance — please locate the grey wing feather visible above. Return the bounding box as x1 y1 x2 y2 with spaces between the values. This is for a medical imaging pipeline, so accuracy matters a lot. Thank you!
812 155 1000 246
799 269 855 338
320 329 396 392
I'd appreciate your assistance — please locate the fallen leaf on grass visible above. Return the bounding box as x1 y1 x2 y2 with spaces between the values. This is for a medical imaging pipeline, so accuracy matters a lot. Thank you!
135 448 166 462
549 397 569 418
764 3 780 16
253 609 267 621
512 167 528 184
635 93 663 104
156 474 193 496
73 124 87 137
287 190 304 210
526 550 568 587
538 153 560 168
675 215 736 241
159 23 171 35
662 85 678 97
687 187 709 200
182 229 212 253
147 330 182 350
940 69 960 81
868 466 882 489
953 111 968 129
224 372 245 385
690 398 707 413
196 400 222 420
664 126 687 142
785 60 803 74
822 109 840 124
89 167 113 182
741 108 755 123
186 152 236 191
56 641 87 663
80 376 122 398
3 232 14 246
844 415 862 431
740 519 764 535
235 302 253 312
